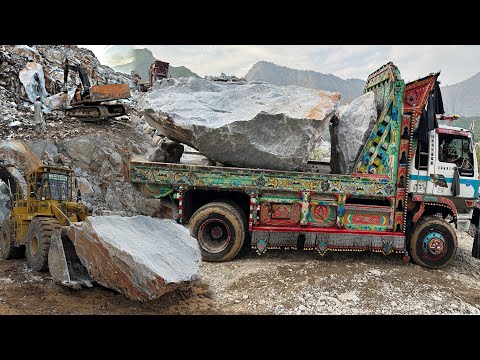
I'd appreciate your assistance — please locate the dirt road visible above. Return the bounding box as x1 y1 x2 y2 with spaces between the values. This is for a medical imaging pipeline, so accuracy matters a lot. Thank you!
1 230 479 315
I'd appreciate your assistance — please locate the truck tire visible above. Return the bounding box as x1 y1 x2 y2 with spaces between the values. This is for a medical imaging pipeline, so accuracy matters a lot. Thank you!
189 201 246 262
410 216 457 269
0 218 24 259
25 218 62 272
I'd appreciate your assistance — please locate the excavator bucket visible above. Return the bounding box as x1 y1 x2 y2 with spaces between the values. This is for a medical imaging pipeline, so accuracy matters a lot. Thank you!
48 227 93 289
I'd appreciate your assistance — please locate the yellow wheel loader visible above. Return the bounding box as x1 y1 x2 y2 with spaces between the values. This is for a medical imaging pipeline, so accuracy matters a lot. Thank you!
0 165 92 287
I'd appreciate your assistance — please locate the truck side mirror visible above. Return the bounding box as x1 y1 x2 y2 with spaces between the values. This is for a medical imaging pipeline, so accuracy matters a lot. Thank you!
74 178 78 188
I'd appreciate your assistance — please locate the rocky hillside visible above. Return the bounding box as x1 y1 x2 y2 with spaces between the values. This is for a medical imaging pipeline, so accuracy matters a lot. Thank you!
244 61 365 103
111 48 199 80
0 45 175 219
442 72 480 116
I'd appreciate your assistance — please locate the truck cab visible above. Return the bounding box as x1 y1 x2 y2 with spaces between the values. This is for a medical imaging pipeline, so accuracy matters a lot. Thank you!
409 124 478 231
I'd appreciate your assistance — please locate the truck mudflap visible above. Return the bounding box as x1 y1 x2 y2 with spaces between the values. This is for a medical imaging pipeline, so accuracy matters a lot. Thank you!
473 228 480 259
251 228 405 256
48 227 93 289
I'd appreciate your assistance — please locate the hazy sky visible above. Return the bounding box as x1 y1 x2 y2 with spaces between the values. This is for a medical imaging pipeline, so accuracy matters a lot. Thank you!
81 45 480 86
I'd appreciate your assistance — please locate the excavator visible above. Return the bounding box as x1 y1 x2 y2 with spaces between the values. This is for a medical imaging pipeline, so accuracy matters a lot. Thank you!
64 58 131 121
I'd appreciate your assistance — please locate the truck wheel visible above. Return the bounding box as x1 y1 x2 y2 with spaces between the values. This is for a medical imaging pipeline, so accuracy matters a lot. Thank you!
410 216 457 269
25 218 61 272
0 218 24 259
189 201 246 262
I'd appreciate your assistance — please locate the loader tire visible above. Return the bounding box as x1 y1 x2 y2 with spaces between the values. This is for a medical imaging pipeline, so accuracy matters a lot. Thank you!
410 216 457 269
189 201 246 262
25 218 62 272
0 218 24 259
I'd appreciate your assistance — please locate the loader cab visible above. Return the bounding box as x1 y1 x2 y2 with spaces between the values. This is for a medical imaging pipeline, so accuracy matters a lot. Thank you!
410 125 478 199
29 167 73 203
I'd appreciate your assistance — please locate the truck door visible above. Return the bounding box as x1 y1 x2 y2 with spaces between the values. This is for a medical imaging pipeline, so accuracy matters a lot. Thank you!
432 129 478 198
409 132 434 194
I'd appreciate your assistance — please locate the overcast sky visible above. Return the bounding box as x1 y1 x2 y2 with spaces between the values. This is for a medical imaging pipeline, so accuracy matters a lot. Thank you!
80 45 480 86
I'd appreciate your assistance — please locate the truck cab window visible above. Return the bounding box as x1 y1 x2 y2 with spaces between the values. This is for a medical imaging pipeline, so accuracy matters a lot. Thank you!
414 141 429 170
438 134 474 175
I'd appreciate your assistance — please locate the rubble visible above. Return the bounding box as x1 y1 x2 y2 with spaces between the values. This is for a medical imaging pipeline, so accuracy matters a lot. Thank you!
204 73 246 82
329 91 377 174
62 215 201 301
138 77 340 171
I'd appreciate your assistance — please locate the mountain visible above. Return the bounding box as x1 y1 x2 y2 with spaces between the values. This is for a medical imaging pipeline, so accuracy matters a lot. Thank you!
244 61 365 103
110 47 198 81
441 72 480 117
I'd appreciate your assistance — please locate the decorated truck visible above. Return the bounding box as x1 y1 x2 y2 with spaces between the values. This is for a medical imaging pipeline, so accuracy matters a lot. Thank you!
129 62 479 269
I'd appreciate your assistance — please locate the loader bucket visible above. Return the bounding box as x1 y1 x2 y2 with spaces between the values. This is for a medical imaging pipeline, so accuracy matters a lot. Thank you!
48 227 93 289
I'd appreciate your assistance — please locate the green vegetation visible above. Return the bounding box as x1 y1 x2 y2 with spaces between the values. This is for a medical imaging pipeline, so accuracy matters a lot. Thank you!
451 116 480 139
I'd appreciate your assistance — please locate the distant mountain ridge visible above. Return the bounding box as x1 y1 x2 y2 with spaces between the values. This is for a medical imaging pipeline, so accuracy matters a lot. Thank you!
441 72 480 117
244 61 365 103
111 48 198 81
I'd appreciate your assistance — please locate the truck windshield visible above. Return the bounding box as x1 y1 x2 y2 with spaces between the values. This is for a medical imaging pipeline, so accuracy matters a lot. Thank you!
438 134 474 172
40 173 71 201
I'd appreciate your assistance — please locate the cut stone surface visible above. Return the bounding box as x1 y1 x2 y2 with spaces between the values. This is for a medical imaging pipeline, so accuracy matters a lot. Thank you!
330 91 377 174
0 140 43 175
18 62 49 103
138 77 340 171
64 215 201 301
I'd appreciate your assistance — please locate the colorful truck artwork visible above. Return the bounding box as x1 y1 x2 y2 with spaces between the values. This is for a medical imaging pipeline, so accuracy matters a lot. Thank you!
129 62 480 269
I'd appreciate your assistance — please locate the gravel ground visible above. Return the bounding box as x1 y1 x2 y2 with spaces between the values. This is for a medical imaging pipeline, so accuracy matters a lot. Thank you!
1 230 479 315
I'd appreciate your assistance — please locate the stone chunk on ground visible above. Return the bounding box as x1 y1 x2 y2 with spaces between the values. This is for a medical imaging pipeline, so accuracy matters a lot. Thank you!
329 91 378 174
147 138 184 163
64 215 201 301
138 77 340 171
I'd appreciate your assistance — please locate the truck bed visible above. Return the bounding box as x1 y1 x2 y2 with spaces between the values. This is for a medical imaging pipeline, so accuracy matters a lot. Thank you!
129 159 396 198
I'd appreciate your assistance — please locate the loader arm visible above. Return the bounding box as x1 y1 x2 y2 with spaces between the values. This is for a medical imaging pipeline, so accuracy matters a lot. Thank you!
50 202 71 226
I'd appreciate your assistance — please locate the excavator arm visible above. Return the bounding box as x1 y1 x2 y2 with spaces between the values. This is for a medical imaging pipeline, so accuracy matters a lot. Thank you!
63 58 91 92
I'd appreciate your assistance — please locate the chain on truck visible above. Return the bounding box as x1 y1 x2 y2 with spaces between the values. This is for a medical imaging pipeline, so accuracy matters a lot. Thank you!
129 62 480 269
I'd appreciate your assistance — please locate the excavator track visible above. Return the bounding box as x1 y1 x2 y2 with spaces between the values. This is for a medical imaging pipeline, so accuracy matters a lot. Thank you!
65 104 126 121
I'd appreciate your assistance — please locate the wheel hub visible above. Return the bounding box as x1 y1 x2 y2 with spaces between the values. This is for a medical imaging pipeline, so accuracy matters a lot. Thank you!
211 225 224 239
198 218 231 253
427 238 444 255
423 232 446 258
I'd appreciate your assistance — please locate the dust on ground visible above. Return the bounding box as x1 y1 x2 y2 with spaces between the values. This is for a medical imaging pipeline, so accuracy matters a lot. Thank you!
1 230 479 315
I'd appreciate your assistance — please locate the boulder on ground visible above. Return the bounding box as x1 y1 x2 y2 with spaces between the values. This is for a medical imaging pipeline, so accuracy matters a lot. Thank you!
62 215 201 301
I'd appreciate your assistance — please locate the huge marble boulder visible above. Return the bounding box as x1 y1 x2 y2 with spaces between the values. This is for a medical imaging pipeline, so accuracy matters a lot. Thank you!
59 215 201 301
138 77 341 171
330 91 378 174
